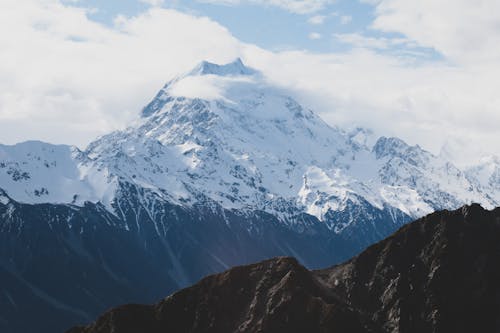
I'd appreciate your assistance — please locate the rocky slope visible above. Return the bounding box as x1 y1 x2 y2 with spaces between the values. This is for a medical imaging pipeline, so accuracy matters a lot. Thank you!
0 188 355 333
69 204 500 333
2 59 500 332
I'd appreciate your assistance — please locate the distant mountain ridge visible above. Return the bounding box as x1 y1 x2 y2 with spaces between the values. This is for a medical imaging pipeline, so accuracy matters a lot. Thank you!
68 204 500 333
1 59 500 332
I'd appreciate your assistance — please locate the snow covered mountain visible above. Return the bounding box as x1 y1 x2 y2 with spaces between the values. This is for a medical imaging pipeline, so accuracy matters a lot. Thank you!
1 58 497 228
1 58 499 332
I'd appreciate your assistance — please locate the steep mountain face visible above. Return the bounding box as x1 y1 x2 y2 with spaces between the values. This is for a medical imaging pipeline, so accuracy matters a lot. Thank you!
1 59 500 332
68 257 377 333
318 203 500 332
0 188 355 333
1 59 497 225
69 204 500 333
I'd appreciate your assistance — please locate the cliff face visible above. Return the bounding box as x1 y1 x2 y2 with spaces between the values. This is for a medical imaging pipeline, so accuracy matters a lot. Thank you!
69 204 500 333
68 257 376 333
320 203 500 332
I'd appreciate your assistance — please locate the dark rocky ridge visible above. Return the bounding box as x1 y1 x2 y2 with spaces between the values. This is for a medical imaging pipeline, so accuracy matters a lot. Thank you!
67 257 377 333
0 183 373 333
0 165 411 333
69 204 500 333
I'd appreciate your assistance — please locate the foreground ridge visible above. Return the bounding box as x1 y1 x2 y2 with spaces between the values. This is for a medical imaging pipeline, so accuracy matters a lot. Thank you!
69 204 500 333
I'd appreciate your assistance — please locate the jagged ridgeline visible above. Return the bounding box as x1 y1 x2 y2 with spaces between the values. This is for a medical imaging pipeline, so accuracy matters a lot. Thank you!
69 205 500 333
1 59 500 333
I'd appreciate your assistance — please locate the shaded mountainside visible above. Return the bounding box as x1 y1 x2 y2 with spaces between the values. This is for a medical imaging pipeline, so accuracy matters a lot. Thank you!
67 257 377 333
0 186 361 333
3 59 500 333
70 204 500 333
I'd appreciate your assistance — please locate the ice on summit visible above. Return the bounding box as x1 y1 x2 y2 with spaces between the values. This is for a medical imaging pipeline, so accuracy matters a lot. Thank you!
189 58 256 77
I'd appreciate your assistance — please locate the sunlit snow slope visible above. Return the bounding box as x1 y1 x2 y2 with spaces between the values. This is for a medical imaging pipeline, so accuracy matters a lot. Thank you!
1 59 497 231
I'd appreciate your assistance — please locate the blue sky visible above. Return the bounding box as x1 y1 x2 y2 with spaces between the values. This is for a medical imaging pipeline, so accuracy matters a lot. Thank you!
67 0 429 55
188 0 373 52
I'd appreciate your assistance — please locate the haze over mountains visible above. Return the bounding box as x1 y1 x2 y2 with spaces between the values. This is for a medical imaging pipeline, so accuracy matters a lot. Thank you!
1 59 500 332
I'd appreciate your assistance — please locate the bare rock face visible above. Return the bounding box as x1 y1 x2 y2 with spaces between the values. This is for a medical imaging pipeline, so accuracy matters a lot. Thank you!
68 257 376 333
320 203 500 333
68 204 500 333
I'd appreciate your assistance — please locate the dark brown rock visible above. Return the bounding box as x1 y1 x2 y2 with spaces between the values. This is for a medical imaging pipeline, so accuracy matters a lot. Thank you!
69 204 500 333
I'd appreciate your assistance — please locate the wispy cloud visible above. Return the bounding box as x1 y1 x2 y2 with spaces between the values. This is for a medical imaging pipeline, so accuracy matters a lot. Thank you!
197 0 335 14
339 15 352 24
365 0 500 64
334 33 409 50
308 32 322 40
308 15 326 25
139 0 165 6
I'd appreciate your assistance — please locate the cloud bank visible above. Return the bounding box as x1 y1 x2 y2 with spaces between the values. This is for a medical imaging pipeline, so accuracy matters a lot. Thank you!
0 1 241 146
1 0 500 166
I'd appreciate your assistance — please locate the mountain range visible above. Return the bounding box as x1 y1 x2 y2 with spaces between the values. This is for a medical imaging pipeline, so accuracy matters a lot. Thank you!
68 204 500 333
1 59 500 332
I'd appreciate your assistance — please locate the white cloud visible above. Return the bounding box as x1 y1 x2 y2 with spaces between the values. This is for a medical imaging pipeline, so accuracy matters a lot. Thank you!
308 32 322 40
139 0 164 6
1 0 500 166
339 15 351 24
334 33 408 50
250 48 500 164
197 0 334 14
365 0 500 64
0 0 242 147
330 11 351 25
308 15 326 24
167 75 255 101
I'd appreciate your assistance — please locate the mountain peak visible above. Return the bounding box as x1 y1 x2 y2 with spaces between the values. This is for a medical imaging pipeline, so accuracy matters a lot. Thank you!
372 136 409 159
140 58 257 117
189 58 256 77
372 136 428 161
460 202 488 222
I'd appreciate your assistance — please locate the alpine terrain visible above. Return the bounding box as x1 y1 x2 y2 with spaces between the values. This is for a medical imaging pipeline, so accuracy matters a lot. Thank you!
1 59 499 332
68 204 500 333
